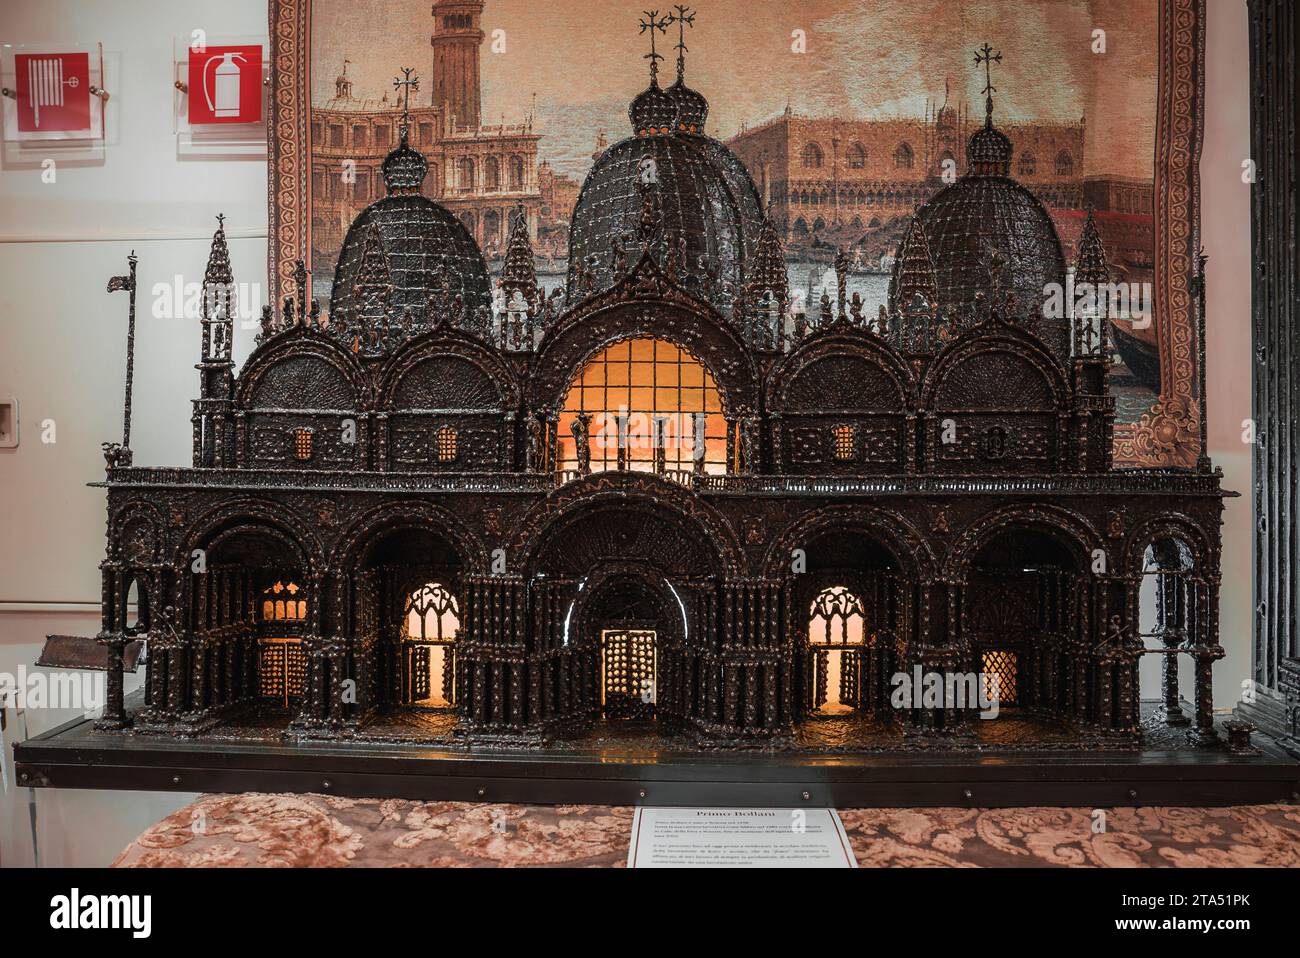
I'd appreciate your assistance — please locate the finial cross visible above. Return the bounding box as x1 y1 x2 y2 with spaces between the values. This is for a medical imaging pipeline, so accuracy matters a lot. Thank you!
669 5 695 79
974 43 1002 99
639 10 670 83
393 67 419 136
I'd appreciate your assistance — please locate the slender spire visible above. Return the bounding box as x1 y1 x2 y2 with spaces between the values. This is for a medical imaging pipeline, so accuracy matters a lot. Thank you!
889 213 939 314
499 204 539 307
1074 206 1108 286
203 213 234 287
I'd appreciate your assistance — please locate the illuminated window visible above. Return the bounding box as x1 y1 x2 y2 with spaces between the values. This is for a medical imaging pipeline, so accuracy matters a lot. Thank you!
436 425 458 462
832 423 857 461
292 427 314 461
981 650 1019 706
405 583 460 706
261 581 307 622
809 586 866 713
809 586 865 646
558 338 728 475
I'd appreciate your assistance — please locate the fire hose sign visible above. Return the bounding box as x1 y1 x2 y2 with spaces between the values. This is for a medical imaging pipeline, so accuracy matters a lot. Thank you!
187 45 262 124
15 52 91 133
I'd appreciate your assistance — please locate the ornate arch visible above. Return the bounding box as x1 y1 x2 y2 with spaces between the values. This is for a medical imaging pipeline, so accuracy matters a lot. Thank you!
530 258 760 416
179 497 324 573
512 473 743 578
1123 512 1215 575
766 330 918 412
378 327 520 411
762 504 938 582
108 501 168 565
942 503 1100 581
235 328 371 412
333 499 487 575
921 328 1069 410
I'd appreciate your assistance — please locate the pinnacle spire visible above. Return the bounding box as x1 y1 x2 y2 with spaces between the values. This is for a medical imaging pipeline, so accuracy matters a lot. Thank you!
1074 207 1109 286
888 214 939 314
669 5 695 83
203 213 234 287
499 204 539 307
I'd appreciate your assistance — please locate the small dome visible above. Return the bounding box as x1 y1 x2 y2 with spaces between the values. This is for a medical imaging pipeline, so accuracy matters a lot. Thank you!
629 81 679 136
669 78 708 134
967 121 1013 176
382 134 429 194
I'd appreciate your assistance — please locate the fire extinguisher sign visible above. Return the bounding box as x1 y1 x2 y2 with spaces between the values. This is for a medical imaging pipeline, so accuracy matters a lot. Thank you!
14 52 91 133
187 45 262 125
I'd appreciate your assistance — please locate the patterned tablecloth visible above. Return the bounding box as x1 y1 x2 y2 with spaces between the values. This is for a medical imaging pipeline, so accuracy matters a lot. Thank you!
110 793 1300 867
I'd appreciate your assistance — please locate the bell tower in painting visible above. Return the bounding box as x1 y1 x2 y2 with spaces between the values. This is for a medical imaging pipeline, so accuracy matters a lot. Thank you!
430 0 484 130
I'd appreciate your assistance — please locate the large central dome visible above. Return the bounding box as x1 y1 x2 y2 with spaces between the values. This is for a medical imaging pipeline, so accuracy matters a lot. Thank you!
567 50 763 319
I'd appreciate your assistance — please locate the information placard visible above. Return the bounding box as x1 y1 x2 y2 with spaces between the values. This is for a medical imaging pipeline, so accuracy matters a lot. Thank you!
627 808 857 868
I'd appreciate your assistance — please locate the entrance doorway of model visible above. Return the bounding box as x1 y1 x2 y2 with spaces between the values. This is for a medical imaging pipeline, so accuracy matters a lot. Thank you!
600 628 657 720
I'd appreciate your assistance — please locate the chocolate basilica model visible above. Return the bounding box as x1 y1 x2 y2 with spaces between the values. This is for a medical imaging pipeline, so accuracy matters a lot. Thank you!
87 22 1228 753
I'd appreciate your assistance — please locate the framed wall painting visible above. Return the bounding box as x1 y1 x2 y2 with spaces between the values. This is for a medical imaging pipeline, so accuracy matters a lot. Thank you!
266 0 1206 468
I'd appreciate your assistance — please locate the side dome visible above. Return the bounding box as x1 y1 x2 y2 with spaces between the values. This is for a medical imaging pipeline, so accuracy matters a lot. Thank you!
889 76 1068 359
329 122 492 352
629 81 679 137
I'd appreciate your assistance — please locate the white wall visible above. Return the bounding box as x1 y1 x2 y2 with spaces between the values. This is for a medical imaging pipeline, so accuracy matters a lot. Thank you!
0 0 1259 866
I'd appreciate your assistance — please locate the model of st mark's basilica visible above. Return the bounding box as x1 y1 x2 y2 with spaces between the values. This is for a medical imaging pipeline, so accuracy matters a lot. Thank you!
82 14 1229 753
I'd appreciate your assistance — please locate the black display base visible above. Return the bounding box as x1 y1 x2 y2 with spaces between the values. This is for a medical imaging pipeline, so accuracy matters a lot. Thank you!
15 704 1300 808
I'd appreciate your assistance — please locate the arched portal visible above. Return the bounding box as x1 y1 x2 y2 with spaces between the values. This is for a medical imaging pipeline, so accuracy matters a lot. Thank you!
963 527 1085 715
351 524 465 712
792 526 912 722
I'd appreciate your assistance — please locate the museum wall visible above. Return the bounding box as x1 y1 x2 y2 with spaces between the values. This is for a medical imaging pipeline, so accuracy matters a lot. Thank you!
0 0 1256 864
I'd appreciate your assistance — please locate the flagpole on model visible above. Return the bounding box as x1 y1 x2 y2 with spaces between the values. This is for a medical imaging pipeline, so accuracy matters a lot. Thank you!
106 251 138 467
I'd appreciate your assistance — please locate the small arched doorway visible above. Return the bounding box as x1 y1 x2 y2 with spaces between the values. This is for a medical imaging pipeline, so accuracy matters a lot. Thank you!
580 569 682 723
403 581 461 707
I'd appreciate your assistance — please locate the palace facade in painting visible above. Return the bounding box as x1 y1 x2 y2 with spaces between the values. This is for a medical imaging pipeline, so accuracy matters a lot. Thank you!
89 17 1228 751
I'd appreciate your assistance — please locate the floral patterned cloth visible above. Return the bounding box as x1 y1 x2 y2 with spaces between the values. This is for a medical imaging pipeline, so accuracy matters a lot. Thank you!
111 794 1300 868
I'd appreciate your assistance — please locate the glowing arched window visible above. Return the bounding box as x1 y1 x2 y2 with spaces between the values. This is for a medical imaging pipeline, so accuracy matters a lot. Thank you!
405 582 460 641
436 425 458 462
404 582 461 707
832 424 857 461
809 586 865 646
558 338 728 475
894 143 914 169
802 142 824 168
262 581 307 622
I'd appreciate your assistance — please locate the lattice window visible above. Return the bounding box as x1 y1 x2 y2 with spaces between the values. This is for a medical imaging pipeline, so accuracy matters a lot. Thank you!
559 337 728 475
832 423 857 461
259 637 307 707
809 586 865 646
981 650 1019 707
405 582 460 641
261 581 307 622
404 582 460 706
292 427 314 461
436 425 458 463
601 629 656 720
